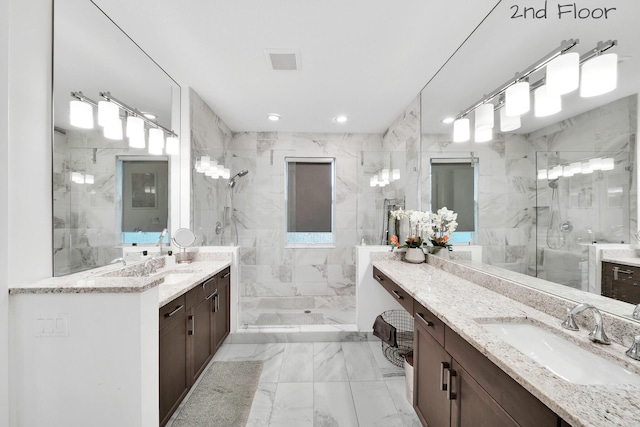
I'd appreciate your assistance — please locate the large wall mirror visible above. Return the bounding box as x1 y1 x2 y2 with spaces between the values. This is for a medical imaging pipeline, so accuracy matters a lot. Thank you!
53 0 180 276
420 1 640 320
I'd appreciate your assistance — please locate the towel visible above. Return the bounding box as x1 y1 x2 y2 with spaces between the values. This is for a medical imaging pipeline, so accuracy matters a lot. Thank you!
372 315 397 348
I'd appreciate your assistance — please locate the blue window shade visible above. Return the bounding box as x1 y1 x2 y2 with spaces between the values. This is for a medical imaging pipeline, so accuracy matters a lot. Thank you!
123 232 169 245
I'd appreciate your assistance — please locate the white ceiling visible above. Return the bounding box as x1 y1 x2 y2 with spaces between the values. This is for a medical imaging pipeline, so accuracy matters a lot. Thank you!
91 0 501 133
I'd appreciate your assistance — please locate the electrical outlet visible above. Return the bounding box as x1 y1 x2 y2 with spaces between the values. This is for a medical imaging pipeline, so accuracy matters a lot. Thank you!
35 314 69 337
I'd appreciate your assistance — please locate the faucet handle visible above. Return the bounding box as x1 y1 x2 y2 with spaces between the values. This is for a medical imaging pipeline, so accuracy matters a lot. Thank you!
633 304 640 320
561 307 579 331
589 321 611 345
626 335 640 361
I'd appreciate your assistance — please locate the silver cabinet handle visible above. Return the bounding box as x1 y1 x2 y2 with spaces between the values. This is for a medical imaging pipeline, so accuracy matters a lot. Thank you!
205 290 217 300
440 362 449 391
417 312 434 327
215 294 220 312
374 274 384 281
188 315 194 335
446 368 457 400
613 266 633 280
164 305 184 318
392 290 403 300
222 272 230 279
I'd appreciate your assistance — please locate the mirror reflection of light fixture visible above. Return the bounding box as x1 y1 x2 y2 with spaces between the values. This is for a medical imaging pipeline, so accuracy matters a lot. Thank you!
581 162 593 174
195 155 233 181
392 169 400 180
453 118 470 142
165 136 179 155
505 81 530 117
69 98 94 129
148 128 165 155
474 127 492 143
601 157 615 170
103 118 123 140
98 100 119 127
499 107 520 131
580 53 618 97
475 103 494 131
534 85 562 117
546 52 579 95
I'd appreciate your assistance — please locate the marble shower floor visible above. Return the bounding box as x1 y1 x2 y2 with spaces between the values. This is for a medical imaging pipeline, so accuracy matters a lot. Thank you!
240 295 356 326
168 340 421 427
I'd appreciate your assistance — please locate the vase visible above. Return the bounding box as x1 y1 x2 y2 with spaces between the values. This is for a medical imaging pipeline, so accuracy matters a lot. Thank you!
427 246 449 259
404 247 425 264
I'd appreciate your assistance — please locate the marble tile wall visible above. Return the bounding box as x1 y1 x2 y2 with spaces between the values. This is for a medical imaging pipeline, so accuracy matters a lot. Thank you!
189 91 421 325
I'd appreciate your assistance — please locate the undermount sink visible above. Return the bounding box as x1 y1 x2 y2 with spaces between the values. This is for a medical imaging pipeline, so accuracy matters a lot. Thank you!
160 273 196 285
481 321 640 385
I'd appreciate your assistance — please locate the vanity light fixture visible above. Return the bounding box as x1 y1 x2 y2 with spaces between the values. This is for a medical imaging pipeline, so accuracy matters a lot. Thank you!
442 117 455 124
267 113 281 121
499 107 521 131
580 52 618 97
475 103 494 131
392 169 401 181
474 127 492 143
534 85 562 117
562 165 574 177
334 115 348 123
601 158 615 171
148 128 165 155
69 92 96 129
546 52 579 95
103 119 123 140
126 115 145 148
85 174 94 184
505 80 531 117
98 100 119 127
453 118 470 142
165 136 180 155
588 158 603 171
194 155 234 181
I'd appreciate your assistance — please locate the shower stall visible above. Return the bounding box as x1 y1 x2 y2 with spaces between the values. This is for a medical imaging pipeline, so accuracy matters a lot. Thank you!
535 151 632 290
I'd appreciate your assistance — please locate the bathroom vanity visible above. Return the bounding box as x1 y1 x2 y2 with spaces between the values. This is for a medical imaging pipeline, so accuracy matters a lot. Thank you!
372 255 640 427
8 252 233 427
601 261 640 304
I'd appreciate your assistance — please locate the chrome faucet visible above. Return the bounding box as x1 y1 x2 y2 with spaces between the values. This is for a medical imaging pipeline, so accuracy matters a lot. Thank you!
626 335 640 361
561 303 611 345
109 257 126 266
143 257 160 276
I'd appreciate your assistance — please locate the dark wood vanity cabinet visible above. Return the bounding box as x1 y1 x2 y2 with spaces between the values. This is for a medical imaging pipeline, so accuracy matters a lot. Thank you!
413 301 559 427
159 267 232 426
602 261 640 304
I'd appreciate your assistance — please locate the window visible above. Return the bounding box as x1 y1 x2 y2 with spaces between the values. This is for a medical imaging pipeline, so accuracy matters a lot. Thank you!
430 158 477 242
285 158 335 246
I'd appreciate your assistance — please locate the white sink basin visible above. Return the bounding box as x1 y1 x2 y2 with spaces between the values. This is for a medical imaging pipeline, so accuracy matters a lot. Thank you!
482 322 640 385
161 273 196 285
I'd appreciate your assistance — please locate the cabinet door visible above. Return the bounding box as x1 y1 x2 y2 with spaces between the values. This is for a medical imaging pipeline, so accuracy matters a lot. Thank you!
414 317 451 427
451 360 517 427
212 269 231 352
159 311 188 426
190 297 213 383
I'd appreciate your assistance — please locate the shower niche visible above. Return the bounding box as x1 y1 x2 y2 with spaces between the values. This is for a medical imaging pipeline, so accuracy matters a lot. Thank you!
535 151 631 290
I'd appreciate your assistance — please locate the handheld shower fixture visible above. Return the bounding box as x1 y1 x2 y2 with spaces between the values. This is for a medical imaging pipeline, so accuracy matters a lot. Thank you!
228 170 249 188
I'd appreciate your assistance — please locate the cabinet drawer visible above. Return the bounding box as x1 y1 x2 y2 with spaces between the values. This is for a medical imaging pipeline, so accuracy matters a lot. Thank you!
413 300 445 346
159 294 186 330
373 267 413 314
185 284 204 309
201 276 217 301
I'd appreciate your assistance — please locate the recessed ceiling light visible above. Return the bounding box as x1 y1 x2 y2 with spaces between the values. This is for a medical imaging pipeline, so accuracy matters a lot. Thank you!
267 113 281 121
142 112 157 120
334 115 348 123
442 117 455 124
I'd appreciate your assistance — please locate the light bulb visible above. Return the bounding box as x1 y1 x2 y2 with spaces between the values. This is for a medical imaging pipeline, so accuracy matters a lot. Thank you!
475 103 494 131
453 118 470 142
165 136 179 155
148 128 164 155
69 100 94 129
103 118 123 140
546 52 579 95
126 116 145 148
580 53 617 97
499 107 521 132
98 101 119 127
534 85 561 117
505 81 530 117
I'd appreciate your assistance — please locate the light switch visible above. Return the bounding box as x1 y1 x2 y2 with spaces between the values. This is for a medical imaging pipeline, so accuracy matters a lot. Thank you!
35 314 69 337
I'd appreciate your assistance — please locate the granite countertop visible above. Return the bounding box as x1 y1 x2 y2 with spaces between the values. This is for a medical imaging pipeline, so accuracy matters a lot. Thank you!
372 257 640 427
9 257 231 308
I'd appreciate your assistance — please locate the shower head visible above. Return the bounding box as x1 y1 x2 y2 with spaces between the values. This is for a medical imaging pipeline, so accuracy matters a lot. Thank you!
228 170 249 188
548 179 558 189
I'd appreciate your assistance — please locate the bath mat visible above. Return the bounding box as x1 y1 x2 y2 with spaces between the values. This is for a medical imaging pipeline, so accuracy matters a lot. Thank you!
256 312 324 325
170 361 263 427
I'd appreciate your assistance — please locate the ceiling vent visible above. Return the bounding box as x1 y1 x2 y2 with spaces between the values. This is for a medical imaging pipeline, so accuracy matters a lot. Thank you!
265 49 300 71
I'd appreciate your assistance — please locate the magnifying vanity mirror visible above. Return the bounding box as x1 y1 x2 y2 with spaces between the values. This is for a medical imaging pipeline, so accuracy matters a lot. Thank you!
172 228 196 264
52 0 180 276
420 1 640 321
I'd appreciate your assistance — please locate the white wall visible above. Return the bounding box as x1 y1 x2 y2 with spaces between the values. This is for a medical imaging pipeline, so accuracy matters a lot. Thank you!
5 0 54 424
0 0 10 424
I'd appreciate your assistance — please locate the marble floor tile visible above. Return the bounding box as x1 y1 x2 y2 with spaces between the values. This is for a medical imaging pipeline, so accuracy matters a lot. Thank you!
313 382 358 427
278 343 314 382
313 342 349 382
246 382 277 427
350 381 405 427
269 382 314 427
258 343 286 383
342 341 384 381
385 378 422 427
367 340 405 378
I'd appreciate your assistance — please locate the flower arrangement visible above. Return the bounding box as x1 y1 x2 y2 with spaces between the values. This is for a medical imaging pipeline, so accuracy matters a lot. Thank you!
388 207 458 252
422 207 458 251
